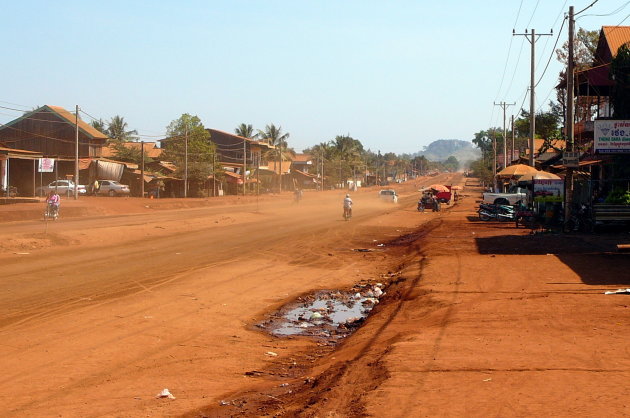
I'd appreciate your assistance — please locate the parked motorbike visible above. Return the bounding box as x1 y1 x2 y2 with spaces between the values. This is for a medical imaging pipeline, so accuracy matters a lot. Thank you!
478 203 515 222
567 204 593 232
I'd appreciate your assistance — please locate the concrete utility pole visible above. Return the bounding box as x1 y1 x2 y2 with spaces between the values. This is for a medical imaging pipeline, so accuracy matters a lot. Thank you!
492 130 497 191
511 115 515 161
141 141 145 198
565 6 576 230
242 138 247 196
514 28 553 167
184 125 188 198
74 105 79 200
494 101 515 169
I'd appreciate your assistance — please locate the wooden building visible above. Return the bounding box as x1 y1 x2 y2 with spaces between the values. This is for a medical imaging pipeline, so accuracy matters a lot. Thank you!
0 105 109 195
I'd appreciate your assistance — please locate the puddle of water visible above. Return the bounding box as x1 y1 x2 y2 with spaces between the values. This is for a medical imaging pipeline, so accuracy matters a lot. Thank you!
258 284 385 340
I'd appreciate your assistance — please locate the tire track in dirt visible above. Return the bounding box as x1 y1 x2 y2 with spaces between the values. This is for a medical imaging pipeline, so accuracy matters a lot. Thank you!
190 217 446 417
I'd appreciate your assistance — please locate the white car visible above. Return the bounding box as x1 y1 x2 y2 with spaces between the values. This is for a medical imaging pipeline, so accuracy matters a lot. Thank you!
37 180 87 196
95 180 131 196
378 189 398 203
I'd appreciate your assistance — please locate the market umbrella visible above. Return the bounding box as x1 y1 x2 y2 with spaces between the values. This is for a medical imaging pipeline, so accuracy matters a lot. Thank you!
427 184 449 192
497 164 539 177
518 170 562 182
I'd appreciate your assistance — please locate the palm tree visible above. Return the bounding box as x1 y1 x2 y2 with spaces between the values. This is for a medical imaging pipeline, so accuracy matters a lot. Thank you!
332 135 363 187
90 119 107 134
107 115 138 142
257 124 290 193
235 123 257 139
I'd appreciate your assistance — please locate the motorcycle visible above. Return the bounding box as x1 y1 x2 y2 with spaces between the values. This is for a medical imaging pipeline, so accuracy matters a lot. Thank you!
343 206 352 221
44 202 59 221
478 203 515 222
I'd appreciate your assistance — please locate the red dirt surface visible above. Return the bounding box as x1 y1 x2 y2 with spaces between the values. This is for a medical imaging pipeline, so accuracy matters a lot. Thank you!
1 174 629 417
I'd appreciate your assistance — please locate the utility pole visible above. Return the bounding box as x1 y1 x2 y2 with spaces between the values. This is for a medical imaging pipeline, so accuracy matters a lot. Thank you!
141 141 145 198
242 138 247 196
565 6 576 230
74 105 79 200
494 101 515 169
514 28 553 167
511 115 515 161
492 129 497 191
321 155 325 191
184 125 188 198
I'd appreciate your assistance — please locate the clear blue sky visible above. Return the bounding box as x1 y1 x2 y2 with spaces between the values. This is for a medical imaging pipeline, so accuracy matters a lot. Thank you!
1 1 625 154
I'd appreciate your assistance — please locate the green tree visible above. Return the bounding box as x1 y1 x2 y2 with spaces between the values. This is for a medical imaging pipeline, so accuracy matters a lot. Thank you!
107 115 138 142
162 114 216 195
110 143 153 165
555 28 599 122
331 135 364 186
90 119 107 135
235 123 257 139
515 109 561 143
443 156 459 172
257 124 291 192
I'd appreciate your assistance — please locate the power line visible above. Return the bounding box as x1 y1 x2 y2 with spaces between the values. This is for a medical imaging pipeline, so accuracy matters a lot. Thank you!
578 1 629 18
535 16 567 88
575 0 599 16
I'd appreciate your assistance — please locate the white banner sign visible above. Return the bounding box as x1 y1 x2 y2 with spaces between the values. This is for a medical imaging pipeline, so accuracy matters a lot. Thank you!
38 158 55 173
594 120 630 153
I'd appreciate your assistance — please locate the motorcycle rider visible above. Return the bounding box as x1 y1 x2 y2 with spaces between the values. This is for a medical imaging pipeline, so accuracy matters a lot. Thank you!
46 190 61 218
343 193 353 218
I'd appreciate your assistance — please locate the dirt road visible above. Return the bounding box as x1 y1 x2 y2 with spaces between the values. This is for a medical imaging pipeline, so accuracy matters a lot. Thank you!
1 173 629 417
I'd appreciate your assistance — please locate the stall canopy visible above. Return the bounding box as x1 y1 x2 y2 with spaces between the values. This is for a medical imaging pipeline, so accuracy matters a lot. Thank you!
497 164 538 177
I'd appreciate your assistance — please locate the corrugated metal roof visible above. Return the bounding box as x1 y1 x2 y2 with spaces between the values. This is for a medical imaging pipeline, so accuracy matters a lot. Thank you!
46 105 109 139
602 26 630 57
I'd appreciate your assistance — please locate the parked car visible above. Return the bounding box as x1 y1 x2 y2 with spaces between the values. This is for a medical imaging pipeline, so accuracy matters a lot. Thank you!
36 180 87 196
378 189 398 203
95 180 130 196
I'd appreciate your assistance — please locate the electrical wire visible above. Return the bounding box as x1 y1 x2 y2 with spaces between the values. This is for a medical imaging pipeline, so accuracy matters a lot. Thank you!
578 1 629 18
494 0 525 102
535 16 567 87
575 0 599 16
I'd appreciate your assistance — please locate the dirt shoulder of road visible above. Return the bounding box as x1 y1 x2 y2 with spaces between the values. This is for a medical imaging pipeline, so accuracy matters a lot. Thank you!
191 179 630 417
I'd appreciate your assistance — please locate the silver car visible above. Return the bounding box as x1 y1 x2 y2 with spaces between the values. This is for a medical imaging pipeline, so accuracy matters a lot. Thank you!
95 180 131 197
37 180 87 196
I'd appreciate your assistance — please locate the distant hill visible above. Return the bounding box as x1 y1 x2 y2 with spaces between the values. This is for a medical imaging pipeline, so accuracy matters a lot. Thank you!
416 139 480 167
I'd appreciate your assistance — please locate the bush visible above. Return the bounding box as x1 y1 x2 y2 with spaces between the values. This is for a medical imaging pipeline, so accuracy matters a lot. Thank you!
604 188 630 204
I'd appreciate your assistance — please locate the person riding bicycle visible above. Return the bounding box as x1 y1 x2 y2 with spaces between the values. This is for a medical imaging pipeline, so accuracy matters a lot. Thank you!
46 190 60 217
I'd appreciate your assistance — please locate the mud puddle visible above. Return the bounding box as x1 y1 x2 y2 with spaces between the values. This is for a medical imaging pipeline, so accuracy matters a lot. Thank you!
257 282 386 342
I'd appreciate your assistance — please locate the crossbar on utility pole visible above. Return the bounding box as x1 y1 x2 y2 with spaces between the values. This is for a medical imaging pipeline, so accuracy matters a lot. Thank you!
513 28 553 167
494 101 515 170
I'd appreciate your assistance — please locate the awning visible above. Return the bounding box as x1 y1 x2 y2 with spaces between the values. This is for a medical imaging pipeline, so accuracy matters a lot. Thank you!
551 159 603 170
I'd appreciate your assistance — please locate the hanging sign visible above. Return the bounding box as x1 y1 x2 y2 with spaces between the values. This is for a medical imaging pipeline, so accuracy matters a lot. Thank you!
38 158 55 173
